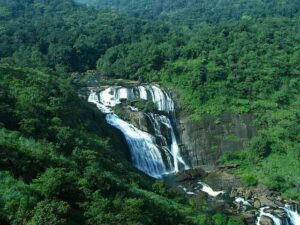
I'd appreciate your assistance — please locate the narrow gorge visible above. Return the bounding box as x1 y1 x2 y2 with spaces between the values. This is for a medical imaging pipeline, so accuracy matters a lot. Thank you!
87 83 300 225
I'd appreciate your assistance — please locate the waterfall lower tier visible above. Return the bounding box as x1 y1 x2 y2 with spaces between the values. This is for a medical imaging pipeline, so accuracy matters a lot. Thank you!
88 84 189 178
106 113 166 178
146 113 189 173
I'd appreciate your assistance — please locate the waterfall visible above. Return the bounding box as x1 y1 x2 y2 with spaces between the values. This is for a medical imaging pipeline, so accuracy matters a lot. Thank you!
88 85 188 178
106 114 166 178
282 205 300 225
146 113 189 173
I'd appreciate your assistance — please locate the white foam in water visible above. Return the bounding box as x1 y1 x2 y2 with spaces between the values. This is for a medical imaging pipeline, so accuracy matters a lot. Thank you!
235 197 252 207
99 87 119 107
256 207 282 225
197 181 225 197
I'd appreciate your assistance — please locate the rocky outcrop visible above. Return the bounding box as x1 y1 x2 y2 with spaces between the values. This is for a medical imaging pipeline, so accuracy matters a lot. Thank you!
204 170 244 191
175 167 207 182
176 110 258 171
230 185 283 208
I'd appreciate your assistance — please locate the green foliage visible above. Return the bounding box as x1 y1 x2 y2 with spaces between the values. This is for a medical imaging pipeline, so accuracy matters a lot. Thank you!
144 101 158 112
227 216 245 225
242 175 258 187
31 200 70 225
81 0 300 24
212 213 227 225
0 171 37 224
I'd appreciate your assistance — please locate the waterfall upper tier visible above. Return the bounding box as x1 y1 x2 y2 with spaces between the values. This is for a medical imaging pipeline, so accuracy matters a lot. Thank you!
96 85 174 113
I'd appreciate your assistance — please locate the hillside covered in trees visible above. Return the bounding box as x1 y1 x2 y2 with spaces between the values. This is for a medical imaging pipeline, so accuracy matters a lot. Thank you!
0 0 299 224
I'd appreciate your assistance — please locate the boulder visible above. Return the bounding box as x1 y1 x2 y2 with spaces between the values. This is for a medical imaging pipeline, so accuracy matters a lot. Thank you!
176 167 207 181
259 215 274 225
258 196 277 208
244 189 253 200
253 199 261 209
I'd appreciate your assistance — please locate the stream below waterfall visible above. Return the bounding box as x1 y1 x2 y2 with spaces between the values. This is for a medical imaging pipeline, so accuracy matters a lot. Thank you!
88 84 299 225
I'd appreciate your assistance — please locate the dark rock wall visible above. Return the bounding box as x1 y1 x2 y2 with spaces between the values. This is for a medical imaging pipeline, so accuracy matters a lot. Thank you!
177 110 258 171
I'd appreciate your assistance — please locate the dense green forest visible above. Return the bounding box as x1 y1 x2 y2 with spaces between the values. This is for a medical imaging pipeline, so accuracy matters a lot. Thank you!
77 0 300 23
0 0 299 224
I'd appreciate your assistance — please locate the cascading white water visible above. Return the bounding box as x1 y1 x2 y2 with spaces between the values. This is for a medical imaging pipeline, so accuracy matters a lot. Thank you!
88 92 112 113
254 204 300 225
88 85 188 178
282 205 300 225
146 113 189 173
146 85 174 112
197 181 225 197
236 200 300 225
256 207 282 225
138 86 148 100
98 85 174 112
235 197 252 207
106 114 166 178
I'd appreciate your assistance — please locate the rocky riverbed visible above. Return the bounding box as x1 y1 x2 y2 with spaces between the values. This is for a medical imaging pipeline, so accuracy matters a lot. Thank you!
172 167 299 225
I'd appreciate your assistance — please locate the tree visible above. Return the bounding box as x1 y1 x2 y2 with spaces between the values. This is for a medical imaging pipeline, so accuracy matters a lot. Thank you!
30 200 70 225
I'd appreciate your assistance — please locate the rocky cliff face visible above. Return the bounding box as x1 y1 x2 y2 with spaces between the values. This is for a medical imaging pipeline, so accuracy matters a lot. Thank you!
80 79 258 173
176 106 258 171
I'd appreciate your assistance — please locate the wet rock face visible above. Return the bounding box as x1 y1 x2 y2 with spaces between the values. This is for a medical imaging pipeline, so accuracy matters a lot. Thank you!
177 110 258 170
